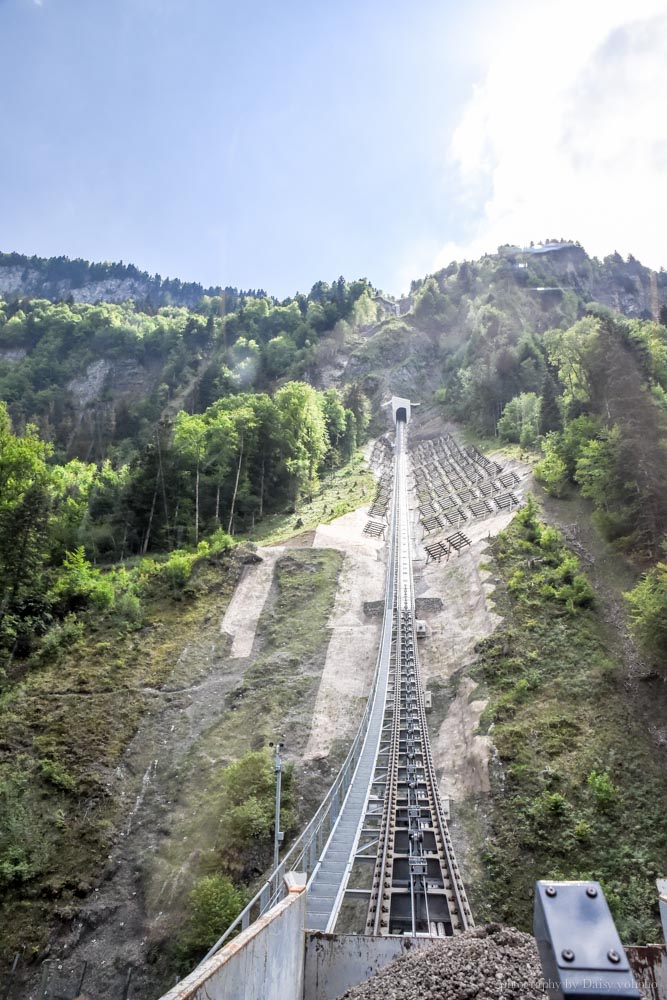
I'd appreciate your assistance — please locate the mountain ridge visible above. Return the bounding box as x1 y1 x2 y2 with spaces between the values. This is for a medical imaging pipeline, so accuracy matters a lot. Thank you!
0 250 270 310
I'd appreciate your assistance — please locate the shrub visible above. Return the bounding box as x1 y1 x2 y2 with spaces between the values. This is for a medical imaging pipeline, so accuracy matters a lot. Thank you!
626 563 667 662
555 574 595 611
114 589 143 626
507 569 526 595
514 495 541 541
530 790 570 828
216 751 295 879
574 820 592 842
39 758 77 792
178 875 246 962
535 439 569 497
51 547 114 612
587 770 616 810
161 551 194 590
537 525 561 556
208 528 234 554
38 614 85 660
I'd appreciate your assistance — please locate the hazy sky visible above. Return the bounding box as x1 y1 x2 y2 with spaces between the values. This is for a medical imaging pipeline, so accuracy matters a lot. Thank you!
1 0 666 297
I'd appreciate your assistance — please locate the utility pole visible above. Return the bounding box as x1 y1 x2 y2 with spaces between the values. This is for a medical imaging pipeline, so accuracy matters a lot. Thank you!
270 740 285 870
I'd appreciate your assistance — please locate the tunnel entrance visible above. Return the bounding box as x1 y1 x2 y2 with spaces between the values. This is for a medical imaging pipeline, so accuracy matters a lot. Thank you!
390 396 413 426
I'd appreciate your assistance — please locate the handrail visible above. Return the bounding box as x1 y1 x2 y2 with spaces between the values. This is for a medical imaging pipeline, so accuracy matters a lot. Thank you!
199 541 390 963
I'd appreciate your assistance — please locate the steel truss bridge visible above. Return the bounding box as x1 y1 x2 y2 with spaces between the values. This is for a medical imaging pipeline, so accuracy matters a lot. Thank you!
203 403 472 963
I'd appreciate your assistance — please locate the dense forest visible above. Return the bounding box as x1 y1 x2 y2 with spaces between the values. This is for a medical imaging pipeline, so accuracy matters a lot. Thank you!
0 378 371 671
0 276 378 457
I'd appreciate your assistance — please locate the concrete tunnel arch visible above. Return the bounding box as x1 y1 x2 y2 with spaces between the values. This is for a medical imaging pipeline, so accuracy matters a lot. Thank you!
390 396 414 425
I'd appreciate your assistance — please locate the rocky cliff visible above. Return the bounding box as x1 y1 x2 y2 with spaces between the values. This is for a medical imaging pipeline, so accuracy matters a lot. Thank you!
0 252 253 308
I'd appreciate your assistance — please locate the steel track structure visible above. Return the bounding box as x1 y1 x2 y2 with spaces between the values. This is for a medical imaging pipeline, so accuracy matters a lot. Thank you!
308 414 473 936
363 416 472 935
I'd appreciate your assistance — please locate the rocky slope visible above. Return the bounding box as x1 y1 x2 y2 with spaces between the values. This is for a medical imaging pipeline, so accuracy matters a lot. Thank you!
0 252 234 308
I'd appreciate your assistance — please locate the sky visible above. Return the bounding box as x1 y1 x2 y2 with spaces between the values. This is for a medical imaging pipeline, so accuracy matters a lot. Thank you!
1 0 666 298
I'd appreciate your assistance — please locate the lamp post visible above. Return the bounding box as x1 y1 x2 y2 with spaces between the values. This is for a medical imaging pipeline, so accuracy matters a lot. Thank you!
270 741 284 870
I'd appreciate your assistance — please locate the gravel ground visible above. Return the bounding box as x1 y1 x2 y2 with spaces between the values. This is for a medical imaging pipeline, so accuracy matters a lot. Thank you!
337 925 546 1000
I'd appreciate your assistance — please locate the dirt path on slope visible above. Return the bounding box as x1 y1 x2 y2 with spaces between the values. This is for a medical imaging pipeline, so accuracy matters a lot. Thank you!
305 507 386 760
220 548 284 657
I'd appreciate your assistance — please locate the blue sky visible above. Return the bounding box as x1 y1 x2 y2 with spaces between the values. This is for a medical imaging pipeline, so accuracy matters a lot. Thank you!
1 0 666 297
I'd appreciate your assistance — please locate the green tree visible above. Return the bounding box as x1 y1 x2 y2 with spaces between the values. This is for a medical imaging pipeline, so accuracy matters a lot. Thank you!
344 383 370 442
0 405 53 654
545 317 600 411
539 373 562 435
49 547 114 613
574 428 636 542
263 335 297 380
202 409 237 526
174 412 207 544
497 392 541 446
221 401 258 534
321 388 347 465
275 382 328 503
49 459 98 560
534 437 569 497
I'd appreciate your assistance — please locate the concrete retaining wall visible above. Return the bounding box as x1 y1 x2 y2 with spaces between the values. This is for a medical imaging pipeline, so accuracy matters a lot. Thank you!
158 882 306 1000
304 933 439 1000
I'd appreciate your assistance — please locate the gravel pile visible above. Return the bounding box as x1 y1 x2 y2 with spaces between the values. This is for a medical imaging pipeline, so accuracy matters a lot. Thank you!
337 924 546 1000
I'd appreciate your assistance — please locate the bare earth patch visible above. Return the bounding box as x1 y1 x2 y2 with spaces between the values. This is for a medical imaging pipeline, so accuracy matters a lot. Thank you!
220 548 285 657
305 507 386 760
219 499 388 763
437 675 491 797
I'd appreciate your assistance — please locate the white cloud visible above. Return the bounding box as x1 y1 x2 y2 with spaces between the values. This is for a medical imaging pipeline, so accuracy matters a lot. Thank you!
438 0 667 270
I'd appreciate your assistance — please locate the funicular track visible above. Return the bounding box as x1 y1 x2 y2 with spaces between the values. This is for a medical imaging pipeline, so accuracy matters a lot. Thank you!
359 417 472 936
202 408 473 964
307 413 472 936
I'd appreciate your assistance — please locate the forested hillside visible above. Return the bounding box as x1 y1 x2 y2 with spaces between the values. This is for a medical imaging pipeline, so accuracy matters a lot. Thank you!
2 240 667 989
2 241 667 670
0 252 262 308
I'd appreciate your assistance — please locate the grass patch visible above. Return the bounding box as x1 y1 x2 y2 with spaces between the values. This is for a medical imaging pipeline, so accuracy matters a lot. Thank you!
459 425 536 463
243 449 374 546
469 499 667 943
0 544 245 961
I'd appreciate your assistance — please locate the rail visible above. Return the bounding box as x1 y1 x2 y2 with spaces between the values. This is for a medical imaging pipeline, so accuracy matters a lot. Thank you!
363 416 473 935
